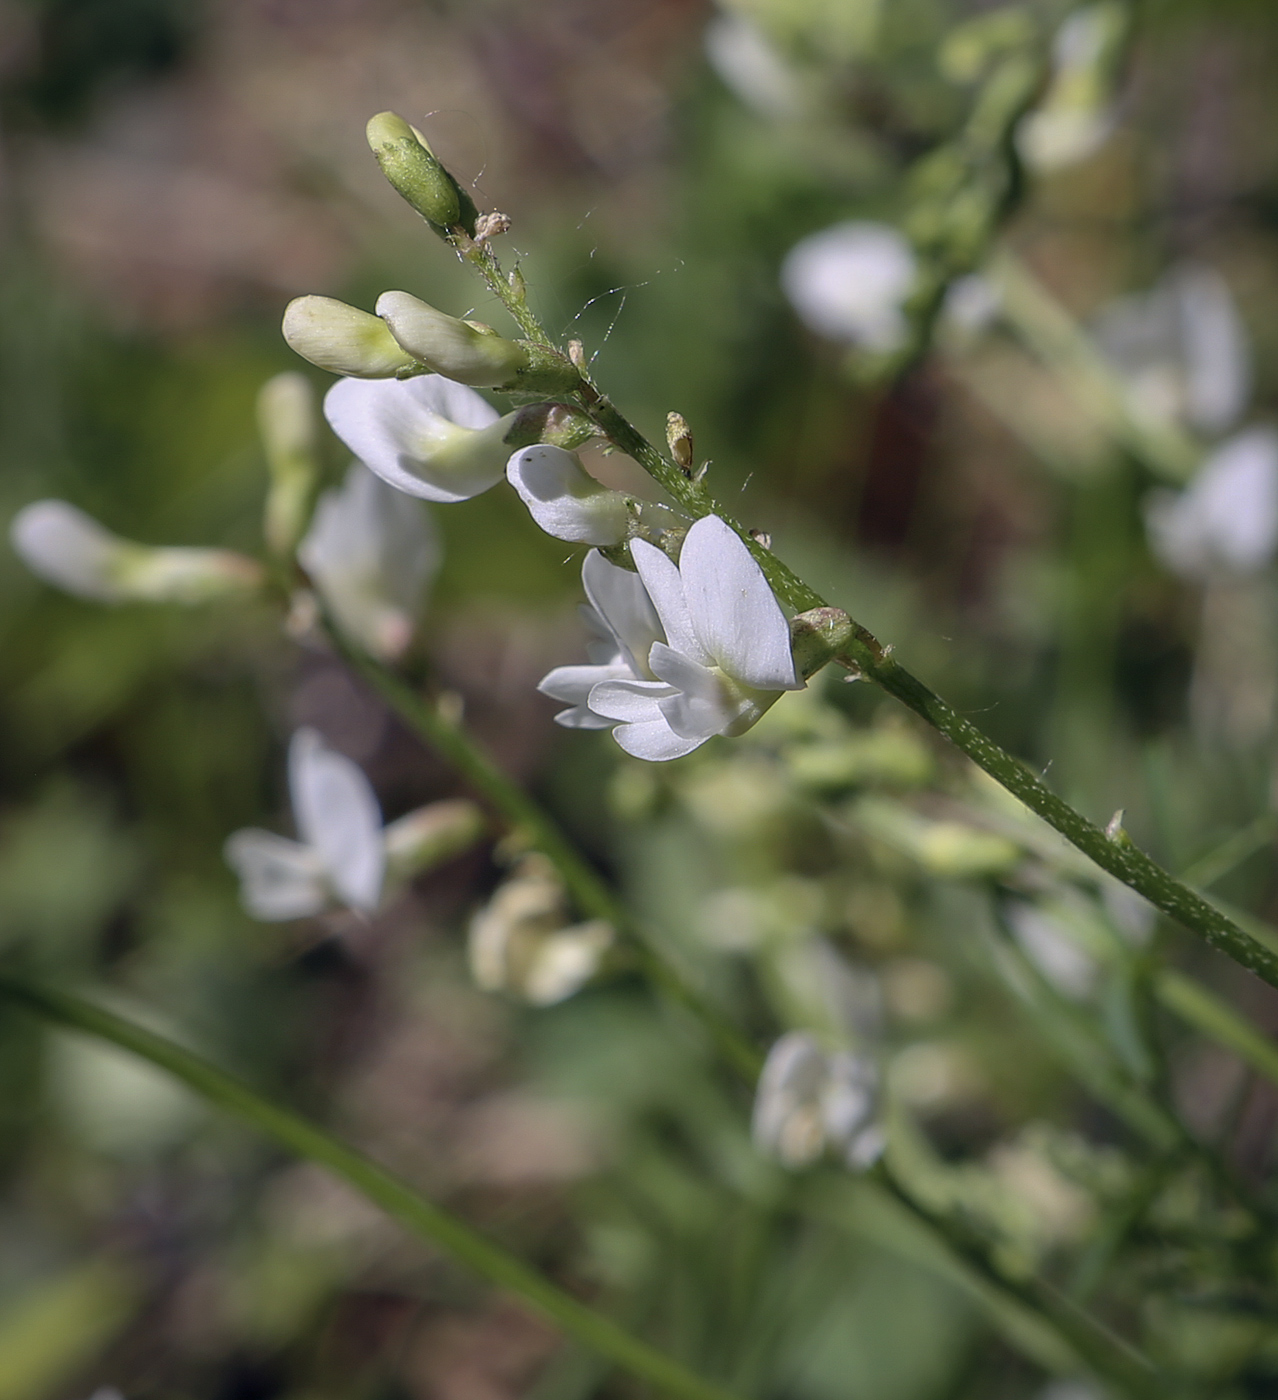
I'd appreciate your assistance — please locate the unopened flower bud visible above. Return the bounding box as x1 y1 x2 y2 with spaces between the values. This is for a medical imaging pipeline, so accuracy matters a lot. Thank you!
377 292 528 388
469 854 613 1006
666 412 694 472
282 296 417 378
11 501 264 604
383 798 485 888
507 445 631 545
257 372 319 556
365 111 478 236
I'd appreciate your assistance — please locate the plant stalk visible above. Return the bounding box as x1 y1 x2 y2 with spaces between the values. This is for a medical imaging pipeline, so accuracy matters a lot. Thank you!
0 973 745 1400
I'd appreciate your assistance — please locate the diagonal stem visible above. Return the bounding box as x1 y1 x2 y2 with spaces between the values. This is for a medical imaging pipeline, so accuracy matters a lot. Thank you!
0 973 745 1400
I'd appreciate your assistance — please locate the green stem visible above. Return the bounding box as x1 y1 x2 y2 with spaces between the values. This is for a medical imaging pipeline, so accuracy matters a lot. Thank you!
570 393 1278 993
1155 970 1278 1089
870 1165 1163 1400
321 619 762 1081
0 973 743 1400
990 251 1201 484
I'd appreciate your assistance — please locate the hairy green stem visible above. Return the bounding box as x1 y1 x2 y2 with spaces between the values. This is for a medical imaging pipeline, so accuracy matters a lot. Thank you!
570 391 1278 993
0 973 744 1400
321 619 762 1081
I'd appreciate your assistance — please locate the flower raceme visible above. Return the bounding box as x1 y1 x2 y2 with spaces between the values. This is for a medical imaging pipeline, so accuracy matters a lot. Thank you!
540 514 805 761
225 729 481 921
10 500 264 605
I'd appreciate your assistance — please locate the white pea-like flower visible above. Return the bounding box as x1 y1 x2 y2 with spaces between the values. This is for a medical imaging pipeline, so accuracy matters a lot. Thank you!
781 221 917 354
704 11 801 120
226 729 385 919
506 445 632 546
469 855 613 1006
323 373 518 503
225 730 482 922
752 1032 884 1170
538 549 667 730
1144 428 1278 579
10 500 264 604
586 515 804 761
298 463 440 661
1094 264 1250 437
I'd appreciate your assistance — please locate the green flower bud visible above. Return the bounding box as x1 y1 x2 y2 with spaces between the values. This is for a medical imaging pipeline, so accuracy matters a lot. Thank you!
366 111 478 236
377 292 529 387
282 296 418 378
257 372 319 557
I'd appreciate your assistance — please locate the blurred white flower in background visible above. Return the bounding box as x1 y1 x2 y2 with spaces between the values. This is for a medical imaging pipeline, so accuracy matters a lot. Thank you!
225 729 482 922
299 462 440 661
324 373 517 503
10 500 263 604
1005 900 1099 1000
226 728 385 919
781 221 917 353
586 515 804 760
752 1031 884 1169
469 854 613 1006
1095 263 1250 437
704 11 801 120
1144 428 1278 579
1017 2 1126 173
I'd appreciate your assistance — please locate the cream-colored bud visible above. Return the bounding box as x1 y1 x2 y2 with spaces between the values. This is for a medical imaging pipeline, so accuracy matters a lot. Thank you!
376 292 529 388
257 372 319 556
282 295 418 378
11 500 264 605
383 799 485 888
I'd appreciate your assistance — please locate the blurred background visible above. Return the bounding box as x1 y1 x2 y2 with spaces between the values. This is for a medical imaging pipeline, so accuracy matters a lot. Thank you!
2 0 1278 1396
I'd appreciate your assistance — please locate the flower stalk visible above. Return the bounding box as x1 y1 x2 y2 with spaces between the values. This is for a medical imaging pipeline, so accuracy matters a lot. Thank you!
0 972 744 1400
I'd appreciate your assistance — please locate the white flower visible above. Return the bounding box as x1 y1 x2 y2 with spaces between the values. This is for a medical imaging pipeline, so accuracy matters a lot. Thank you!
1017 3 1125 173
506 445 632 545
752 1031 884 1170
781 221 917 353
323 373 518 503
1005 901 1098 1000
226 729 385 919
226 731 481 921
1094 264 1250 437
282 295 418 378
10 500 263 604
587 515 804 761
298 463 440 661
469 855 613 1006
1144 428 1278 579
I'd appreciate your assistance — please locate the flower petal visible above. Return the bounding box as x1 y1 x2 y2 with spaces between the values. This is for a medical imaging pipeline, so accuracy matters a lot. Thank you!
323 375 508 503
507 445 629 545
538 663 629 729
678 515 800 689
612 718 706 762
648 642 740 740
224 828 328 921
299 463 440 660
587 677 674 723
581 549 666 677
629 538 709 665
10 500 128 601
288 729 385 913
